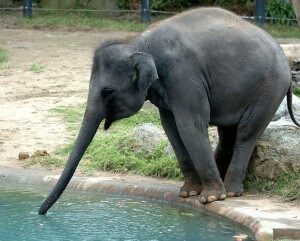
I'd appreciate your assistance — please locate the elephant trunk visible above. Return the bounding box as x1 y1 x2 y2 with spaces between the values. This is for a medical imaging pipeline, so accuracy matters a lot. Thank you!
38 100 105 215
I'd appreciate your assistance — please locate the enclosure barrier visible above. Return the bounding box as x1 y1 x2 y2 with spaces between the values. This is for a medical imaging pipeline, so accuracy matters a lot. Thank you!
0 0 297 25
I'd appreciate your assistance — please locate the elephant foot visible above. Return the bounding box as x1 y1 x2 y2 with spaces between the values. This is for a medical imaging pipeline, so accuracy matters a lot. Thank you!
199 186 227 204
179 175 202 198
224 180 244 197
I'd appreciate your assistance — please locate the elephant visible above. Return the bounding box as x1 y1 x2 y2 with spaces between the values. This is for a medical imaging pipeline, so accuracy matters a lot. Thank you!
39 7 300 215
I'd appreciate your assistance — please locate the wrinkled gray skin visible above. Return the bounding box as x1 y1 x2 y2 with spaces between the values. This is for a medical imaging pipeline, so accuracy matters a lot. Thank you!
39 8 299 214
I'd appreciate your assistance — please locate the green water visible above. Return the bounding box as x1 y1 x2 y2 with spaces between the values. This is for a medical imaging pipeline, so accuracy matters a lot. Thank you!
0 187 255 241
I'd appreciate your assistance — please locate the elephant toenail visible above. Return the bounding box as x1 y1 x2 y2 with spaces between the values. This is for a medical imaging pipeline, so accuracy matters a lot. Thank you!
200 197 207 203
227 192 235 197
189 191 198 196
207 196 217 203
220 194 227 200
179 191 188 198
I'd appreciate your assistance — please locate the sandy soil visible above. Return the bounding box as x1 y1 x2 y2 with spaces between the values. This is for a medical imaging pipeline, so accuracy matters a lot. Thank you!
0 28 135 163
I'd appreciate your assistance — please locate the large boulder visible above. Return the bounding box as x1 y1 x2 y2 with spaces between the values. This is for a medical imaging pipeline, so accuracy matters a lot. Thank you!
251 125 300 179
129 123 167 158
251 94 300 179
292 58 300 91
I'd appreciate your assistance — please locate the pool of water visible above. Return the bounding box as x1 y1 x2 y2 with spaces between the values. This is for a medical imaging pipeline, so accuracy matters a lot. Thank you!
0 186 255 241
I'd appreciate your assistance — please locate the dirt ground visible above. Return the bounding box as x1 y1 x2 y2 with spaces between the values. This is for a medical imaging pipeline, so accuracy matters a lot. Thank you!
0 28 135 163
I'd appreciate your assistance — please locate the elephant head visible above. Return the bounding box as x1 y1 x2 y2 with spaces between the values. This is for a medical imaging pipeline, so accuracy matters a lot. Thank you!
38 42 158 215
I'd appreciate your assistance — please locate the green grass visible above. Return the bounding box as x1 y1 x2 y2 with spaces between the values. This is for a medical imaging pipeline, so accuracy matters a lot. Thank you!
30 63 46 72
263 24 300 39
0 48 8 69
244 170 300 200
33 104 183 180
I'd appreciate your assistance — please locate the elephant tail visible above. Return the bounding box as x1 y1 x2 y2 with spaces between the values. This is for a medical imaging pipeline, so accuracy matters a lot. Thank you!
287 83 300 127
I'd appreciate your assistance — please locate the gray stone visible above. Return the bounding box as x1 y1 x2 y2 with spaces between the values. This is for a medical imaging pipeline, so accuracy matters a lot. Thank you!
272 94 300 122
251 125 300 179
130 123 167 158
163 142 174 156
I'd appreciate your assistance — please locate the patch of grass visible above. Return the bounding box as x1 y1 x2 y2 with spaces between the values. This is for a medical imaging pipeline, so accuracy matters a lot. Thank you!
244 170 300 200
24 156 66 168
263 24 300 39
30 63 46 72
33 104 183 180
0 48 8 69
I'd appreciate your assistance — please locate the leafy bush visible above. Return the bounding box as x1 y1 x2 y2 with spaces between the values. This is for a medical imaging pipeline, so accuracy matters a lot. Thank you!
266 0 296 25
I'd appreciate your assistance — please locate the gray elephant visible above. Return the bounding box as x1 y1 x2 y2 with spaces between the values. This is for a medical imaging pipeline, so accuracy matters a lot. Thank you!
39 7 299 214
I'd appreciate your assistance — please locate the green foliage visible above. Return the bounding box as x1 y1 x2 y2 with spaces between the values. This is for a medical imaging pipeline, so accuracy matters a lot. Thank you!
266 0 296 25
117 0 254 14
294 87 300 98
151 0 192 11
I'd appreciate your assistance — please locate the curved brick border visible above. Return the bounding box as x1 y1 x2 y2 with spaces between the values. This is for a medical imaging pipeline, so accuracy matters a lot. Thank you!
0 167 270 241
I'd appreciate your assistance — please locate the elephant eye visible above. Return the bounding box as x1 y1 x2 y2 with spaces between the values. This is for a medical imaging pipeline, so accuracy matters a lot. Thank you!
102 88 116 98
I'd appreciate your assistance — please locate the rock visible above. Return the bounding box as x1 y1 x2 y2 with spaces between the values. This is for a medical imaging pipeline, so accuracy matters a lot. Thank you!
281 44 300 66
272 94 300 122
292 58 300 91
18 152 29 160
130 123 167 158
251 125 300 179
163 142 174 156
32 150 49 158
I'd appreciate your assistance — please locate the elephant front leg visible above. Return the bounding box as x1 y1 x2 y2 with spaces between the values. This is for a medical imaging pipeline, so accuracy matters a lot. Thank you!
175 113 227 203
159 110 202 198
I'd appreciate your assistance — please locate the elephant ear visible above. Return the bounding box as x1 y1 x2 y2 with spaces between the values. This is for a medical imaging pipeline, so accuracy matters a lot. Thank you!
130 52 159 92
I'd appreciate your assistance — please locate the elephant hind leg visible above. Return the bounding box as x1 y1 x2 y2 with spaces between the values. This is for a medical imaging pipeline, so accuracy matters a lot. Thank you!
224 92 284 197
214 125 237 181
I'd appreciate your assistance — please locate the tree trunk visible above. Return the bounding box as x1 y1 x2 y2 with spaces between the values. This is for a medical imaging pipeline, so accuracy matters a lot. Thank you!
292 0 300 28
